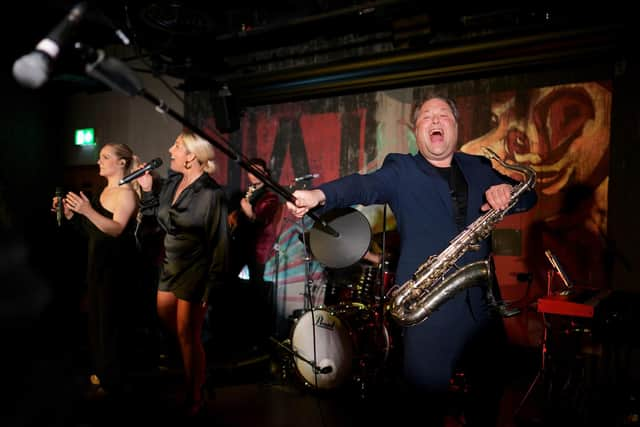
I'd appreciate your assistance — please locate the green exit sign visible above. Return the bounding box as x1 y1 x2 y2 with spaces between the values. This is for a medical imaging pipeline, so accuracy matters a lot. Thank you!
75 128 95 146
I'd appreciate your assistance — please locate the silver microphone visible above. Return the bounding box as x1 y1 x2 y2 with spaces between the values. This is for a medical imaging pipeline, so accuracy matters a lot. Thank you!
294 173 320 182
13 2 89 89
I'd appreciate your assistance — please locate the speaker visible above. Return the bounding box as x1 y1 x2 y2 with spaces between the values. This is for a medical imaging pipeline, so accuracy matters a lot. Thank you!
213 94 239 133
491 228 522 256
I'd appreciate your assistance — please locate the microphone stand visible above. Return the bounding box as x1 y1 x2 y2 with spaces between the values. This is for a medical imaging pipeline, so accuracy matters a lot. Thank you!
272 243 281 339
268 337 331 375
379 204 388 309
76 43 339 238
298 219 322 390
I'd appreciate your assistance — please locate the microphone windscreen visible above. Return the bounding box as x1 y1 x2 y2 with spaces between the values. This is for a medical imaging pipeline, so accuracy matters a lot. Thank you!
13 52 50 89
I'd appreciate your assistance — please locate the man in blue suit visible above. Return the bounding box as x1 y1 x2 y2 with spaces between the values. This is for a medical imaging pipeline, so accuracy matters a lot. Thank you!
287 94 537 425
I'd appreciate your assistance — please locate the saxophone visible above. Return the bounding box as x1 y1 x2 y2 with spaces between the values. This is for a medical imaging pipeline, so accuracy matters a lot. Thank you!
388 147 536 327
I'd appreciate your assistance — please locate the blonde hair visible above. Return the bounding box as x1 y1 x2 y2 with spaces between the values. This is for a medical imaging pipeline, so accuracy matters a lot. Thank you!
181 131 216 174
103 142 141 193
104 143 137 175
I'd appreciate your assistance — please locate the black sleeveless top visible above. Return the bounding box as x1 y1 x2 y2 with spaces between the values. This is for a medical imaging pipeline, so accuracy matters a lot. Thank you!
82 196 139 293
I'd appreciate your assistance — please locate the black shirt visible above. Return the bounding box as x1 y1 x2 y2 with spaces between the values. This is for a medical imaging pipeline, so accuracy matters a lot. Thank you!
434 160 468 231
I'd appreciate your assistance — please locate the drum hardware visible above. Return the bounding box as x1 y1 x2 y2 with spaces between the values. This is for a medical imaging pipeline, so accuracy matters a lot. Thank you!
269 336 334 375
289 303 390 391
309 207 372 269
373 204 398 321
282 212 393 393
325 260 396 308
299 226 316 312
355 265 377 305
277 220 341 389
271 242 284 339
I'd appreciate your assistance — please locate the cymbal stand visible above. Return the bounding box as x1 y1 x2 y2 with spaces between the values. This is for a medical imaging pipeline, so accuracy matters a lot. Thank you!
377 204 389 310
297 217 322 390
268 217 320 386
366 204 391 394
298 219 315 312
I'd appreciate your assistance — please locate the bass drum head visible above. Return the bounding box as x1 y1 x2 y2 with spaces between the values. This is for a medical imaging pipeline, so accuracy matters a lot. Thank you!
290 308 354 390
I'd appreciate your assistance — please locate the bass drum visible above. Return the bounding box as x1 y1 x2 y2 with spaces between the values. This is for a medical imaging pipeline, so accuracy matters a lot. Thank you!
290 303 389 390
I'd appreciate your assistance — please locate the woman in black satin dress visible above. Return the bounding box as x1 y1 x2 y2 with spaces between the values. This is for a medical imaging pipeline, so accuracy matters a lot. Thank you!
55 143 140 397
137 131 228 416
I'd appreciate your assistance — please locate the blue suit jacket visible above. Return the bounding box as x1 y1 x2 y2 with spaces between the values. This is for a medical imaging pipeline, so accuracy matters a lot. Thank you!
318 151 538 390
318 151 537 285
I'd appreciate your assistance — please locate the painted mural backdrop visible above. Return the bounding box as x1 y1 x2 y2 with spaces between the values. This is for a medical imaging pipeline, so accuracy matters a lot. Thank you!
187 80 611 345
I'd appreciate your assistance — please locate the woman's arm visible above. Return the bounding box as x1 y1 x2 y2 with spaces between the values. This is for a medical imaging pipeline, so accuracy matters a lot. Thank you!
65 189 138 237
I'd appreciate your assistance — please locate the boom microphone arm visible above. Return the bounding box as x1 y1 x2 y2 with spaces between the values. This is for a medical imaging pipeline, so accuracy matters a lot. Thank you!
73 44 338 237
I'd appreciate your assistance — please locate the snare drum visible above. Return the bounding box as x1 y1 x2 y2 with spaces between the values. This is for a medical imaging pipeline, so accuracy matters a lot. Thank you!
290 303 389 390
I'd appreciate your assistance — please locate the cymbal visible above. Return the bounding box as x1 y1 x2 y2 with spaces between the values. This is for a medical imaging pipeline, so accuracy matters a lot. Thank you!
309 207 371 269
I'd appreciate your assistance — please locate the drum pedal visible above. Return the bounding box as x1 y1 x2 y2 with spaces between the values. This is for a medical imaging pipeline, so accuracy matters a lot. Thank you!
266 337 297 384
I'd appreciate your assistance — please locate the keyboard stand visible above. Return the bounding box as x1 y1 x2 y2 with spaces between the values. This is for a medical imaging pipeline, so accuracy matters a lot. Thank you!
514 269 555 419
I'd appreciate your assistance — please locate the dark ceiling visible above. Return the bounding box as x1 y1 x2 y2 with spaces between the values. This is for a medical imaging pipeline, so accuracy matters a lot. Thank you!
10 2 628 104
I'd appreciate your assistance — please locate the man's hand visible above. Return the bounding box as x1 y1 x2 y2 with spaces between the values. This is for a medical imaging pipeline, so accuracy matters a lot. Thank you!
481 184 512 211
286 189 326 218
133 162 153 192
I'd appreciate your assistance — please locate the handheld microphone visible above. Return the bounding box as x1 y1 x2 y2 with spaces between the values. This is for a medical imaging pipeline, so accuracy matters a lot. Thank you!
55 187 64 227
294 173 320 182
119 158 163 185
13 2 88 89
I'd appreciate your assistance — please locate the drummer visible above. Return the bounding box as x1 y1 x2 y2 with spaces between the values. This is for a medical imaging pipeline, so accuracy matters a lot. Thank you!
362 249 382 266
323 244 391 307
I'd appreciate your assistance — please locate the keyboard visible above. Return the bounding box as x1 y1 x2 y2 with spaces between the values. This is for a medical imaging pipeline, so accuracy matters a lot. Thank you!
537 288 612 318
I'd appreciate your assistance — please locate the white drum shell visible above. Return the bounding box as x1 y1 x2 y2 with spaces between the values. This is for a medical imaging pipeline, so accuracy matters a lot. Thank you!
291 308 353 389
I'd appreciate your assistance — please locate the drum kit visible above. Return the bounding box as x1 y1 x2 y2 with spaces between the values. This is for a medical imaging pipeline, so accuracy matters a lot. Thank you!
276 207 400 394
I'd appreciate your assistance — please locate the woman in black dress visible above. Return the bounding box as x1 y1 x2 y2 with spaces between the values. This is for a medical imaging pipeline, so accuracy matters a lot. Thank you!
55 143 140 397
137 130 228 416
